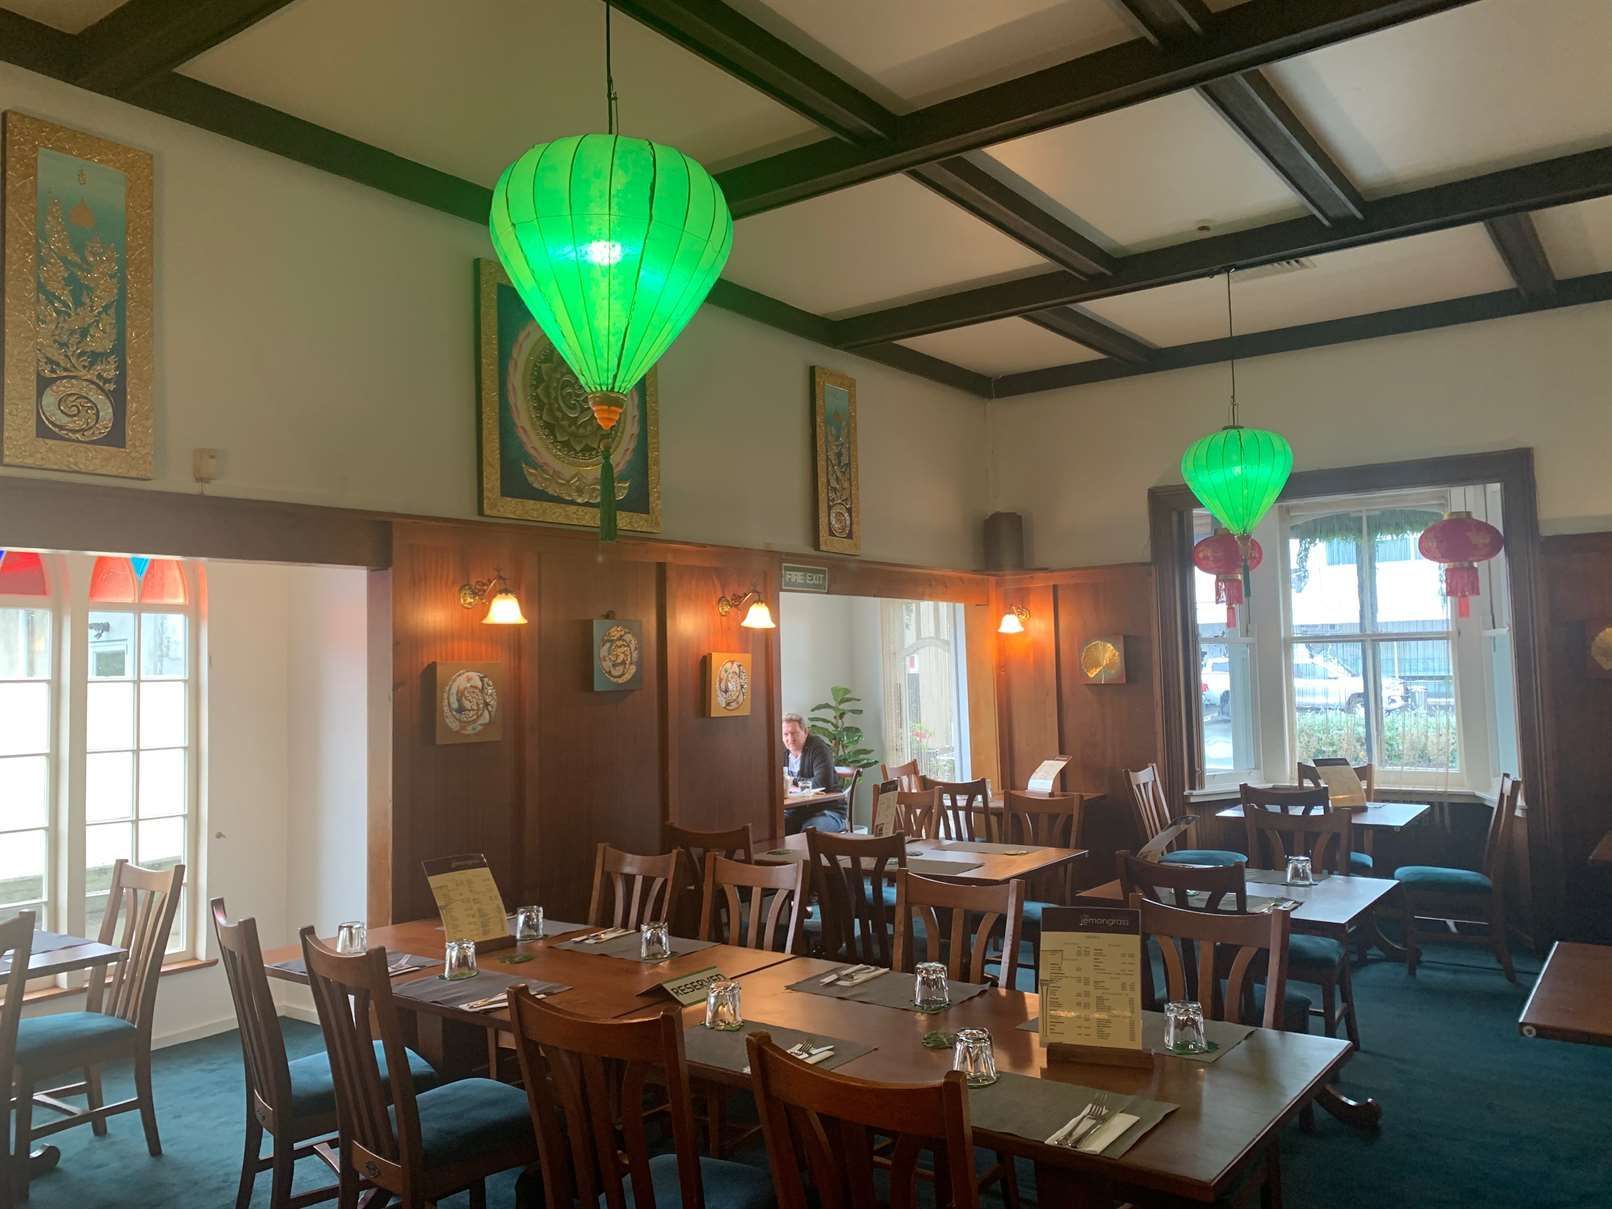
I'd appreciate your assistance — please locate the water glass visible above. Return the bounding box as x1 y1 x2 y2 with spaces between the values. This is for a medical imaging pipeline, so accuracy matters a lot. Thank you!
640 920 671 961
1285 855 1314 886
914 962 950 1011
704 979 743 1031
1164 1000 1208 1054
443 938 478 981
515 905 544 941
334 921 367 955
951 1028 998 1087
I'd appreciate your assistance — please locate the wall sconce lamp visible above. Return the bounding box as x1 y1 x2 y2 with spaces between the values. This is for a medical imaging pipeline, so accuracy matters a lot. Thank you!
998 604 1030 635
717 588 776 630
459 569 528 625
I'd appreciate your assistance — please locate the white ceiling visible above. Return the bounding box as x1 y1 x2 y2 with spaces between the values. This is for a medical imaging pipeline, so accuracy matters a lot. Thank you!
5 0 120 32
1533 196 1612 278
899 317 1106 377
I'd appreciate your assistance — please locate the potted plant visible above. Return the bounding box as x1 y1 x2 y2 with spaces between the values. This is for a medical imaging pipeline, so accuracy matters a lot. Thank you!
809 687 879 819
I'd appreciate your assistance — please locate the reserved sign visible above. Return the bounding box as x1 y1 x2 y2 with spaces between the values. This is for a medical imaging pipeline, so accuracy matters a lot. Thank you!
660 965 724 1006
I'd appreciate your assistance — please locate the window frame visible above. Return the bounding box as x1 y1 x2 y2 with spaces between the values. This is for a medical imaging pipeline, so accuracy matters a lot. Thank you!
0 575 60 929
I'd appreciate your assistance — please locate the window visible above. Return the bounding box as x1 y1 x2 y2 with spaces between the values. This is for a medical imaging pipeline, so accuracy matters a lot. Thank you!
1191 515 1258 780
0 552 54 929
879 600 970 782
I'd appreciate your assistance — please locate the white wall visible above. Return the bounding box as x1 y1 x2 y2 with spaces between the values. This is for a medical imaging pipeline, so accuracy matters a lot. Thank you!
990 302 1612 568
0 62 988 571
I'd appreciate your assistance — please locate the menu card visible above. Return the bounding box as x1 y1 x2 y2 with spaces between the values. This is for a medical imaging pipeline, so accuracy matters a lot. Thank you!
1038 906 1144 1059
1313 758 1367 809
871 779 900 836
1026 756 1070 794
422 853 511 946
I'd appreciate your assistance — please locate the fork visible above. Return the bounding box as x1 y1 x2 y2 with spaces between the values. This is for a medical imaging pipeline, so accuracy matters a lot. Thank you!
1068 1092 1113 1149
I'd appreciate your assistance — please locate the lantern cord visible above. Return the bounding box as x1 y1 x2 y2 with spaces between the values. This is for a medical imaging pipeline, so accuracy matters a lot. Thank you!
1225 268 1239 427
604 1 619 135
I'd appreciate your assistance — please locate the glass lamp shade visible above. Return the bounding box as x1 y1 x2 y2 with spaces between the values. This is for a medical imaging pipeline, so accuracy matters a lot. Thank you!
482 591 528 625
1180 425 1293 537
740 601 776 630
997 610 1026 635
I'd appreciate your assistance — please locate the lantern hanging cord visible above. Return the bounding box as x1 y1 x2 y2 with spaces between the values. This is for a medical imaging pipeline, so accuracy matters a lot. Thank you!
1225 268 1239 427
604 1 620 134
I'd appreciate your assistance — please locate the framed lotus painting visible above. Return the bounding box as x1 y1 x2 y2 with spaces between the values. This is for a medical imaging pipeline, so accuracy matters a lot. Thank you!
476 258 660 531
3 112 153 478
812 366 859 555
705 652 752 718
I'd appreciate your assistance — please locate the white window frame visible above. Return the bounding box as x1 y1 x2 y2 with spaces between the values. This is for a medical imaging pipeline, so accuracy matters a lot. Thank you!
0 570 61 931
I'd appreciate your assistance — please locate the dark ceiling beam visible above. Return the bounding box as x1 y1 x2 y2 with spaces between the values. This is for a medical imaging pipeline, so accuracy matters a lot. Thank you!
834 144 1612 346
0 8 79 77
1114 0 1364 223
1484 213 1557 300
714 0 1479 217
73 0 297 95
1024 308 1154 364
992 269 1612 396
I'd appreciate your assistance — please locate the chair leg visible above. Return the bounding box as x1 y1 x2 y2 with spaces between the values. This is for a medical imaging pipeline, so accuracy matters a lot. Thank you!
84 1066 107 1138
996 1152 1021 1209
1491 900 1517 984
235 1110 263 1209
1401 897 1421 976
1336 953 1360 1048
1261 1140 1284 1209
13 1080 32 1201
468 1182 487 1209
1318 981 1338 1038
705 1090 726 1159
338 1143 360 1209
134 1053 162 1156
269 1137 296 1209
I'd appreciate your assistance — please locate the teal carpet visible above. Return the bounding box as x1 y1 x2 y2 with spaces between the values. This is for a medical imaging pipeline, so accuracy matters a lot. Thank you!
16 944 1612 1208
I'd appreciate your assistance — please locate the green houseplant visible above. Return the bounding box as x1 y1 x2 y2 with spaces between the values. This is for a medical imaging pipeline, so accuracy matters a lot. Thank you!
808 686 878 772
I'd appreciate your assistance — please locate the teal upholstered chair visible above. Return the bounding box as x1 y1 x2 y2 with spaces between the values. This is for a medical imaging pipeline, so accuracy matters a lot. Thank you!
211 900 440 1208
1297 762 1379 875
299 927 536 1207
508 986 775 1209
1002 790 1086 990
1395 775 1521 982
1127 764 1246 867
12 860 182 1199
1 911 35 1209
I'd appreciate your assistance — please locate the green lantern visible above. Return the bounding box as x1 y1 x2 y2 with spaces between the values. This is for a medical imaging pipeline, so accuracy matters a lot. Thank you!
1180 424 1293 537
490 133 733 539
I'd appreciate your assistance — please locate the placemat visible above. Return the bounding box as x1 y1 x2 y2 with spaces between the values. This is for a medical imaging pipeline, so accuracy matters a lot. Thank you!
392 972 570 1010
929 841 1038 856
786 967 991 1012
554 931 716 962
1180 890 1300 914
683 1019 876 1074
270 953 437 979
1245 868 1330 885
967 1071 1177 1158
29 930 91 955
759 850 983 878
1016 1010 1255 1064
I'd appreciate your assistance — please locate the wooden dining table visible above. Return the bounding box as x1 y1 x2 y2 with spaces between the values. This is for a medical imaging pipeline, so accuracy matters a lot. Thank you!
757 831 1087 887
1519 941 1612 1046
1214 800 1432 857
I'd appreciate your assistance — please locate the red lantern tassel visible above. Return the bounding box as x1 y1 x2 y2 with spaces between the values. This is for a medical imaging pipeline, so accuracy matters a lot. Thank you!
1445 562 1479 619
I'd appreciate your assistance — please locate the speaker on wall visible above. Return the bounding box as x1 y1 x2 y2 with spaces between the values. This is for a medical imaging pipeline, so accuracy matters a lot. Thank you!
984 511 1025 571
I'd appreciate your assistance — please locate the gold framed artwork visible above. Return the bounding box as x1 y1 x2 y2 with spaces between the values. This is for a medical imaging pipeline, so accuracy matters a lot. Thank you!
431 661 504 744
812 366 859 555
1589 621 1612 679
1079 635 1127 685
705 651 752 718
3 112 152 479
476 258 660 532
593 618 644 692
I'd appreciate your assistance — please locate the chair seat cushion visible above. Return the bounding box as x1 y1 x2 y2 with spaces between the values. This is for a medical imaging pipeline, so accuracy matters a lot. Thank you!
1162 849 1247 867
1251 984 1313 1033
1349 850 1374 874
1286 933 1345 974
619 1154 775 1209
398 1077 532 1167
288 1041 439 1121
15 1012 136 1075
1395 865 1493 894
1020 899 1058 931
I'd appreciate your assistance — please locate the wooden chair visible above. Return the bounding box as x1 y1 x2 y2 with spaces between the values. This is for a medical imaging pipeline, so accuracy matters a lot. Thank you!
1394 775 1522 982
932 777 993 842
892 871 1023 988
211 899 440 1209
746 1031 981 1209
881 758 924 791
806 829 906 966
1120 850 1247 913
12 860 182 1198
698 853 804 954
1135 893 1294 1208
1127 764 1244 865
1290 770 1378 874
837 766 866 826
300 928 535 1208
667 823 753 935
0 911 34 1209
1002 790 1087 990
507 990 773 1209
587 844 680 930
894 787 942 840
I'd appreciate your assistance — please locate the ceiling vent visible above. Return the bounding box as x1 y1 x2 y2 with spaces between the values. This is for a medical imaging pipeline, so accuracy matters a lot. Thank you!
1236 258 1315 282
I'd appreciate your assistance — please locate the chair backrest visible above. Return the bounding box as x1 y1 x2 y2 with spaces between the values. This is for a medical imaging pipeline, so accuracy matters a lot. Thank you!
87 859 184 1034
1126 764 1174 843
509 989 704 1209
1118 851 1247 913
210 899 295 1128
746 1032 980 1209
932 778 993 842
1297 762 1377 801
881 758 924 791
806 829 906 966
666 824 753 933
1002 790 1085 849
587 844 680 930
1135 894 1294 1029
0 910 35 1128
894 787 941 840
1240 784 1351 873
300 927 421 1180
1482 775 1523 879
838 766 865 821
892 871 1022 987
698 854 803 953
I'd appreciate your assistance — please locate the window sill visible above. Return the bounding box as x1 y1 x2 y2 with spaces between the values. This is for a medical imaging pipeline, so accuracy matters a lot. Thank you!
1187 783 1489 806
22 956 217 1006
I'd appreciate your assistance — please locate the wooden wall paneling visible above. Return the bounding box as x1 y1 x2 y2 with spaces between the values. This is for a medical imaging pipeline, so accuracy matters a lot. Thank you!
819 556 991 604
366 568 395 925
993 583 1060 793
963 600 1001 791
529 551 664 920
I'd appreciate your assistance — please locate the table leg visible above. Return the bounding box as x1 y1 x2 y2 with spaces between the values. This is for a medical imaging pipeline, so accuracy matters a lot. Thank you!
28 1144 61 1176
1315 1083 1382 1127
1034 1162 1110 1207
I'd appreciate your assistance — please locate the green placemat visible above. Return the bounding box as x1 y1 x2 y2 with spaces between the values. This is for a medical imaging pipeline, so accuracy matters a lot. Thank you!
554 932 716 962
967 1071 1176 1158
932 841 1038 855
393 973 570 1010
1180 890 1301 914
270 953 436 978
1015 1010 1254 1064
906 857 985 876
1245 868 1330 885
786 967 990 1013
683 1019 876 1073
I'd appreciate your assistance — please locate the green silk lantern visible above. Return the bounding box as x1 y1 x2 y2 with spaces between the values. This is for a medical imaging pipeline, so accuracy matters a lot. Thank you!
1180 424 1293 537
489 133 733 539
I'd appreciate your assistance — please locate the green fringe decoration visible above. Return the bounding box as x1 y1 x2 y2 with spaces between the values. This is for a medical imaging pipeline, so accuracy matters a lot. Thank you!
598 451 618 543
1289 508 1442 590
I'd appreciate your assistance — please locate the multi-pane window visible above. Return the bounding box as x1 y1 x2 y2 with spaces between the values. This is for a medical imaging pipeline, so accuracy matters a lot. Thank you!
1192 516 1259 779
0 552 54 928
879 600 971 782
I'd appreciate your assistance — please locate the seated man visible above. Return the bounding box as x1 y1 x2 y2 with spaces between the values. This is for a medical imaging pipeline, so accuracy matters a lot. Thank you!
782 712 846 834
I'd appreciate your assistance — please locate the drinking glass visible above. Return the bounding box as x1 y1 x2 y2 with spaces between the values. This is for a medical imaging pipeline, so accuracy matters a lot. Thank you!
640 920 671 960
1164 1000 1208 1054
1285 855 1314 886
914 962 950 1011
951 1028 998 1087
334 921 367 955
704 979 743 1031
443 938 478 981
515 905 544 941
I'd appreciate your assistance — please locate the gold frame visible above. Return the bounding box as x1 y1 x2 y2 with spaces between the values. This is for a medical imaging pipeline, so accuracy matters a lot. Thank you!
476 258 661 531
812 366 860 555
3 112 153 478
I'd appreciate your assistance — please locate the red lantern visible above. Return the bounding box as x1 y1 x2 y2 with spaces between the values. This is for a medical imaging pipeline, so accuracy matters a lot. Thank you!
1417 511 1503 619
1193 532 1263 628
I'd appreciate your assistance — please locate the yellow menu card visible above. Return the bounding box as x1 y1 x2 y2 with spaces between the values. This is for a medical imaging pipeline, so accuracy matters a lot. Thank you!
1313 758 1367 809
422 853 510 945
1038 906 1143 1052
871 779 900 836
